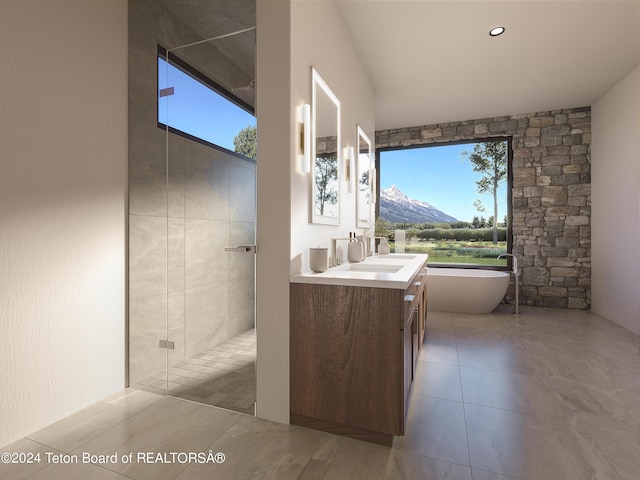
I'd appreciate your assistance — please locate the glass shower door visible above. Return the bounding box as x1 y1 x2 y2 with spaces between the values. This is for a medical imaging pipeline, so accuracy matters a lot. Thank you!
161 32 257 415
128 3 257 415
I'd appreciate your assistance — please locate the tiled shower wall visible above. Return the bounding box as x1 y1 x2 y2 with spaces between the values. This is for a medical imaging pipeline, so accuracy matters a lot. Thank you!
128 1 256 386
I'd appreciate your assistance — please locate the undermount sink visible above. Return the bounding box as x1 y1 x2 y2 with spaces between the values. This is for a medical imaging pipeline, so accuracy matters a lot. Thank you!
347 263 404 273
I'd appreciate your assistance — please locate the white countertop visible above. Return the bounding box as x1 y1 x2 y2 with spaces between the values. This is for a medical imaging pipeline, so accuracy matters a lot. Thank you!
290 253 428 289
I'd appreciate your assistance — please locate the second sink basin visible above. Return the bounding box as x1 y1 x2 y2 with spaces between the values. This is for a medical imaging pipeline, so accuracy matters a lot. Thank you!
347 263 404 273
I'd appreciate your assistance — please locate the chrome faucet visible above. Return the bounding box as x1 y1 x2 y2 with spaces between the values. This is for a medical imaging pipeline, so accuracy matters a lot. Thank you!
498 253 518 275
498 254 519 314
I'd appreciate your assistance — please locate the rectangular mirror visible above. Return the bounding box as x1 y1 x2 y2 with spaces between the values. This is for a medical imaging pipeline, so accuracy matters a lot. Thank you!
311 68 341 225
356 126 373 228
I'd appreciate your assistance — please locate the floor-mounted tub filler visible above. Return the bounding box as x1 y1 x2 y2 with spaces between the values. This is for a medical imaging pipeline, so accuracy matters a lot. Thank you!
497 253 519 314
427 267 510 314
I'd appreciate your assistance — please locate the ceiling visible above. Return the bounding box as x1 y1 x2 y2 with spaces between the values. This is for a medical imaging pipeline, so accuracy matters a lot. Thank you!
162 0 639 129
160 0 256 106
336 0 640 130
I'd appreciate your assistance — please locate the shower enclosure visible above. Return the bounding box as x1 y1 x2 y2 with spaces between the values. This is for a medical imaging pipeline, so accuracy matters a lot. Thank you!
128 9 257 415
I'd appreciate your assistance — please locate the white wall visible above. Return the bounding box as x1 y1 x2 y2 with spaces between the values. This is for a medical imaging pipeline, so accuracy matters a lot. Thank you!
255 0 375 423
255 0 293 424
290 0 376 271
591 64 640 334
0 0 128 447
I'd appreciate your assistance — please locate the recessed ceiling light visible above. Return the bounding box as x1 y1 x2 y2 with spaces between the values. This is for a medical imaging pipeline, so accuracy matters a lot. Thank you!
489 26 505 37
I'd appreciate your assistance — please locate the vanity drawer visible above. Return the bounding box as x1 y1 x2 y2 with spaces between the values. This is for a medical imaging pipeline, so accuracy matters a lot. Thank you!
403 265 426 321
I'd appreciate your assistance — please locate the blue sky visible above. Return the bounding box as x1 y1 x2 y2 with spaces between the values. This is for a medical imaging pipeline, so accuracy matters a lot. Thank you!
158 59 256 151
379 143 508 223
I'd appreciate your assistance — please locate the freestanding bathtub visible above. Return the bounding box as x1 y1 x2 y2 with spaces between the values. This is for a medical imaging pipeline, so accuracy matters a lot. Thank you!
427 268 510 314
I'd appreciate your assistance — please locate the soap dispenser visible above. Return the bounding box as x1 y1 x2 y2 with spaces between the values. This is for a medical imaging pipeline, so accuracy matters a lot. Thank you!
348 233 365 262
378 238 390 255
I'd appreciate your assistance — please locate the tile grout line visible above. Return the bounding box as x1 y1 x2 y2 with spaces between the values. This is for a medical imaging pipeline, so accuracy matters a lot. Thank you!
320 436 345 480
452 314 475 478
26 392 166 456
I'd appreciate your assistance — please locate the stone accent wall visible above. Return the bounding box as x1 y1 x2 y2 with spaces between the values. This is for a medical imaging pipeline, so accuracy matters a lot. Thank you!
375 107 591 309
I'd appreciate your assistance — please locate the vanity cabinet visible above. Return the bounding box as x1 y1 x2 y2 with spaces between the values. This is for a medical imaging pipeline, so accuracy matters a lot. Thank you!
402 266 427 424
290 261 427 446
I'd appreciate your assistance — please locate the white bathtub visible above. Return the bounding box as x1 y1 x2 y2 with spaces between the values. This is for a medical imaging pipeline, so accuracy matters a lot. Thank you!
427 268 510 314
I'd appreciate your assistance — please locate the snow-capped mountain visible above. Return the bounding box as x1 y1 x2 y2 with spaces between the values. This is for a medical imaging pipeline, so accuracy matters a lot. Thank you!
379 185 458 224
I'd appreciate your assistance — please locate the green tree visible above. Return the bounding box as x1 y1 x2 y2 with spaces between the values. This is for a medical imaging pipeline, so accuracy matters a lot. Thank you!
406 228 420 240
375 217 393 238
451 221 471 229
314 154 338 215
461 141 507 244
233 125 257 159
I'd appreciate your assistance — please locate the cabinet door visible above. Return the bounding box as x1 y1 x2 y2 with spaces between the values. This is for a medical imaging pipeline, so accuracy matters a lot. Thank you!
412 308 420 378
403 323 413 421
418 286 426 346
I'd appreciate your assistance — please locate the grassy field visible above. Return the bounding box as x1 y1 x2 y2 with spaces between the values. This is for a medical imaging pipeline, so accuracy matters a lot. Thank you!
390 239 507 266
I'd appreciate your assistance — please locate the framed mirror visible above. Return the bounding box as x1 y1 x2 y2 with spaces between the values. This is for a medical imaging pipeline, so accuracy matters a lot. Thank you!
356 126 373 228
311 68 341 225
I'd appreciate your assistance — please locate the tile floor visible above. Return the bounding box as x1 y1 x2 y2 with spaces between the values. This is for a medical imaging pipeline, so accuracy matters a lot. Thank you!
1 305 638 479
133 329 256 415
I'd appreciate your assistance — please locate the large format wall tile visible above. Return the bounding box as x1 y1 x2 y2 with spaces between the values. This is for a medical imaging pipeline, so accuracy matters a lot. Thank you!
185 146 230 221
185 219 230 289
129 214 167 300
168 291 185 365
185 282 230 357
230 158 256 222
128 168 166 217
128 120 167 217
230 277 255 337
229 220 255 281
129 291 186 386
167 135 186 218
167 217 185 292
129 294 167 386
129 129 186 219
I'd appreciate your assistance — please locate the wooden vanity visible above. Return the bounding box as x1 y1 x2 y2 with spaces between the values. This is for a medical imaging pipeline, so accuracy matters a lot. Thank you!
290 254 428 446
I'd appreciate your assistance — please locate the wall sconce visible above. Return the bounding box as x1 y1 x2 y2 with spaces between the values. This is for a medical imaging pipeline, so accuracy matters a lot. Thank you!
371 167 377 204
298 103 311 173
344 146 354 192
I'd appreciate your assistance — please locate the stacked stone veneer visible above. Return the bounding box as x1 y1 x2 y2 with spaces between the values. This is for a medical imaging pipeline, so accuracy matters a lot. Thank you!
375 107 591 309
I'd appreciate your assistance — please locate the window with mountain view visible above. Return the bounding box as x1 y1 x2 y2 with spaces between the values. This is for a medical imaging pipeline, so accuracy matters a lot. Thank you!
377 140 512 267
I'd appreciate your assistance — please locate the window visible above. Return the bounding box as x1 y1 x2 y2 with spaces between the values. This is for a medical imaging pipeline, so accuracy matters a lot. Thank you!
376 139 512 268
157 48 256 157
